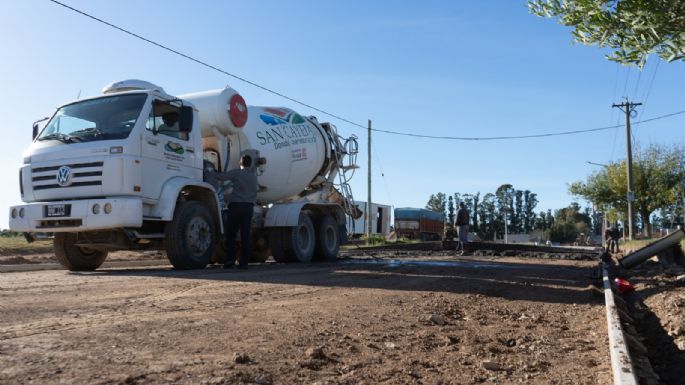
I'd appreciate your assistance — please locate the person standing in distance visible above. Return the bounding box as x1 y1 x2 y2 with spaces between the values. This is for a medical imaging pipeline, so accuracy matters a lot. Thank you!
205 155 258 269
455 202 470 247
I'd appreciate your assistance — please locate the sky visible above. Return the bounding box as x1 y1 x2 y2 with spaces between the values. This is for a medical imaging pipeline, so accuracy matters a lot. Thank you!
1 1 684 229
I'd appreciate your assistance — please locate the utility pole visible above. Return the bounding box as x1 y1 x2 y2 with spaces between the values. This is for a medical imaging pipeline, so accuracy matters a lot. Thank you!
612 99 641 241
366 119 372 244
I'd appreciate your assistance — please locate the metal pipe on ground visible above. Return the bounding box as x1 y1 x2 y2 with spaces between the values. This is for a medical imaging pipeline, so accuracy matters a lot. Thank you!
619 229 685 269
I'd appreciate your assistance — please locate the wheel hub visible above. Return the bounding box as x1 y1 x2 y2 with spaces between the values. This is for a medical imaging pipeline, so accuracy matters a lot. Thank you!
297 224 310 249
187 217 212 256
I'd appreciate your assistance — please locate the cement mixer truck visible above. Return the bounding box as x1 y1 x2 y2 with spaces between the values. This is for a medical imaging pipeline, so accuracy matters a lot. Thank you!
9 79 360 270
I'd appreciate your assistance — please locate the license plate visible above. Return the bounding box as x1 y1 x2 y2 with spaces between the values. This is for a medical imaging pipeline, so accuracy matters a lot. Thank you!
45 204 69 217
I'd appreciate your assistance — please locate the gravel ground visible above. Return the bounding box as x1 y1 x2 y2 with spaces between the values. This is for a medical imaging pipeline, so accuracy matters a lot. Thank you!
0 254 611 385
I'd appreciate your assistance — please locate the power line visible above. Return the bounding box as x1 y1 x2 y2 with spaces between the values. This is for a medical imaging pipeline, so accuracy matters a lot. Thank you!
633 58 661 137
608 62 621 162
622 66 631 98
631 67 643 102
373 149 395 208
48 0 685 142
640 59 660 107
611 62 620 102
609 112 622 161
46 0 367 131
365 110 684 140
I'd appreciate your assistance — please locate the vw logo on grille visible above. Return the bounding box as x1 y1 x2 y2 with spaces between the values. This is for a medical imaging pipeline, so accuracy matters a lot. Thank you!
56 166 73 187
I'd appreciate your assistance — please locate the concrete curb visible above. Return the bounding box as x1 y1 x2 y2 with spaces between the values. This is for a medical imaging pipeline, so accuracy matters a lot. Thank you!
603 265 638 385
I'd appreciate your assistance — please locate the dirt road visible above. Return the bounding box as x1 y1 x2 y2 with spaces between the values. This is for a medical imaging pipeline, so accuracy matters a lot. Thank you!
0 255 611 384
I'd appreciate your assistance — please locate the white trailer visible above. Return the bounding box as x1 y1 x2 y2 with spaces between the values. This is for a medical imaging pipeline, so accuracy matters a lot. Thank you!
347 201 392 237
10 80 361 270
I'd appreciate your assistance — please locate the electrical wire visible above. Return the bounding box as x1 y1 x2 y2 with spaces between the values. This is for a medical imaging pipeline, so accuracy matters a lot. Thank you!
47 0 367 131
608 62 621 162
48 0 685 142
633 58 661 137
609 112 622 161
622 66 631 98
611 62 620 102
631 67 643 102
373 149 395 208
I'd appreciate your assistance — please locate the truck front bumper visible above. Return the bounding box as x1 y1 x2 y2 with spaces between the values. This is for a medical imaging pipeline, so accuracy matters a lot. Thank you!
9 198 143 232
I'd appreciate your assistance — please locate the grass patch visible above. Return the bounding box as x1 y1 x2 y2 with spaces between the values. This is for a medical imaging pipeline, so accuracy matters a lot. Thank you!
620 238 685 254
0 236 53 256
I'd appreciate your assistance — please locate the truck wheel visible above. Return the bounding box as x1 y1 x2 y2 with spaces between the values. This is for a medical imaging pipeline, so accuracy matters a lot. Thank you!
269 228 292 262
251 231 270 263
291 213 315 262
54 233 108 271
315 215 339 260
165 201 215 269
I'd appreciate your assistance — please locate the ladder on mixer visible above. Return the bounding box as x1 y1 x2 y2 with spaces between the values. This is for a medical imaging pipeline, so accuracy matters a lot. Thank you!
320 122 360 220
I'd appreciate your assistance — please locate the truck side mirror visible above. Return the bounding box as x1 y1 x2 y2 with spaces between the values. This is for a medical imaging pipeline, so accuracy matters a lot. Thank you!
32 117 49 140
179 106 193 133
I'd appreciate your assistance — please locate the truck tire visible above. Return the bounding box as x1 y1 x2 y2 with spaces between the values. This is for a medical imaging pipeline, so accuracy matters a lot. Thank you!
54 233 108 271
269 228 294 263
315 215 339 260
269 213 316 263
290 213 315 262
251 231 271 263
165 201 215 270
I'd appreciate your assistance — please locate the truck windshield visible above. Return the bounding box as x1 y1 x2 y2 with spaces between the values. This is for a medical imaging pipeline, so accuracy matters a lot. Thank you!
37 93 148 143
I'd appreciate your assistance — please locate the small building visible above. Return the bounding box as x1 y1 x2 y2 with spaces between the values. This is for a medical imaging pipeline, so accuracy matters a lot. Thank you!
347 201 392 237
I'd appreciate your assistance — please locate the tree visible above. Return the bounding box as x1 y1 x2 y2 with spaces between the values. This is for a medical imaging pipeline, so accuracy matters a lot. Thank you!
569 144 685 237
472 192 481 233
478 193 498 240
426 193 447 216
547 203 592 243
555 202 592 227
462 193 475 219
523 190 539 232
513 190 524 233
546 209 555 229
536 210 547 230
529 0 685 67
447 195 455 225
495 184 515 236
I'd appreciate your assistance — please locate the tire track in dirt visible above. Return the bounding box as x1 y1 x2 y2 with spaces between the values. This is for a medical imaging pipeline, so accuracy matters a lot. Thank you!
0 267 333 341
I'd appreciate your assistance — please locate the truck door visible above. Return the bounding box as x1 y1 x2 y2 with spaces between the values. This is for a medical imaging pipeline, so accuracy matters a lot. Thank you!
141 101 197 200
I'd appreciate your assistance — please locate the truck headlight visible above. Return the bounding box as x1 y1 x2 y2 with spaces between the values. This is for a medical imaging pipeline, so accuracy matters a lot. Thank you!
92 204 101 215
19 208 25 218
104 203 112 214
11 208 17 218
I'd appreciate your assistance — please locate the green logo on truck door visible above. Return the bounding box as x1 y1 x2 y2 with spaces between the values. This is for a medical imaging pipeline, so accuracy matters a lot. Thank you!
164 141 185 155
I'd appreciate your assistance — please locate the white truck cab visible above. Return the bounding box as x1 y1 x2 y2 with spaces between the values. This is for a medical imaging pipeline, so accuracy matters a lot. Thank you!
10 80 222 270
10 80 360 271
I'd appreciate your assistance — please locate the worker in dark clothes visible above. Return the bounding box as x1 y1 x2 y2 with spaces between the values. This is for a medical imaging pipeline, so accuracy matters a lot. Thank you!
604 225 614 252
204 155 258 269
612 224 621 253
455 202 470 246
